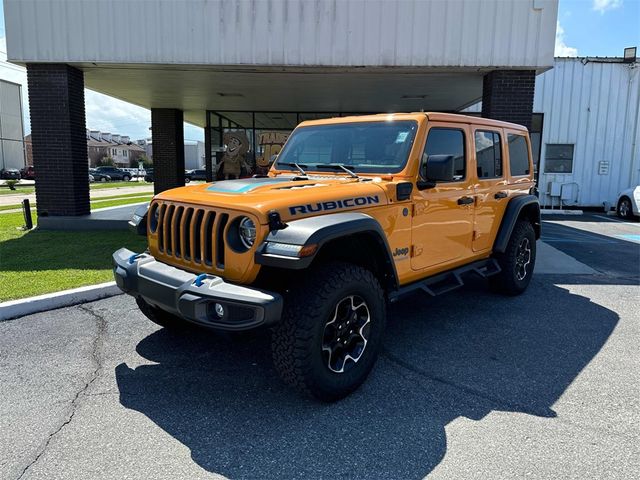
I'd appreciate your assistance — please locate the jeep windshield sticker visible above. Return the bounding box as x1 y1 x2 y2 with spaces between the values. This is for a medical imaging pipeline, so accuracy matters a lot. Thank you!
289 195 380 215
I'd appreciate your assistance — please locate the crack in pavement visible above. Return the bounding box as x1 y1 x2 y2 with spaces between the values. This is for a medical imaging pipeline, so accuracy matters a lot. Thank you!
15 305 107 480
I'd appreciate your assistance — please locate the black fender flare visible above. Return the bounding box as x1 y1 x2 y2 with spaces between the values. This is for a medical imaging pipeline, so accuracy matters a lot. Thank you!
254 212 399 286
493 194 541 253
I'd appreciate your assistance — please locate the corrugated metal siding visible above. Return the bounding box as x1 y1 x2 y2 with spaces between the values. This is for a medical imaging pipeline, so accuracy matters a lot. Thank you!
0 80 26 170
535 59 640 208
5 0 557 68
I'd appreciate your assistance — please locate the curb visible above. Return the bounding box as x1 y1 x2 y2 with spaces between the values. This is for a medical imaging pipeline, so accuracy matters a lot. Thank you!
0 282 123 321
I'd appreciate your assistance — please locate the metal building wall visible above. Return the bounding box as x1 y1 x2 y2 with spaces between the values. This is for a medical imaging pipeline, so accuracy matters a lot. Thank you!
535 59 640 208
0 80 26 170
5 0 557 69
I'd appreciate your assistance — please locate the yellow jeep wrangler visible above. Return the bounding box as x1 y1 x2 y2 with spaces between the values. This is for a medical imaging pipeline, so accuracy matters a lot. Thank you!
114 112 540 401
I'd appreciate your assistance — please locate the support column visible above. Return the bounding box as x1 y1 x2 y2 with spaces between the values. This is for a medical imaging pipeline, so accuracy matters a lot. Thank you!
151 108 185 194
204 112 213 182
27 64 89 216
481 70 535 130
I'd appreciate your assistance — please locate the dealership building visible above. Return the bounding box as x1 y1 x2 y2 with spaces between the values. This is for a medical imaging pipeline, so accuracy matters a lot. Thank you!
4 0 558 217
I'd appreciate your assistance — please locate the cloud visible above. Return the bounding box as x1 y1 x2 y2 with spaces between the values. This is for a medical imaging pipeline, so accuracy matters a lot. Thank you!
555 21 578 57
592 0 623 14
85 90 151 140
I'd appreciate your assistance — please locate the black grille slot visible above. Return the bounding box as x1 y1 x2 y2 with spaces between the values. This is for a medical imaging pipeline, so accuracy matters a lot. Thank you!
157 204 166 251
182 208 194 260
192 209 204 263
203 211 215 265
164 205 175 254
173 206 184 258
216 213 229 269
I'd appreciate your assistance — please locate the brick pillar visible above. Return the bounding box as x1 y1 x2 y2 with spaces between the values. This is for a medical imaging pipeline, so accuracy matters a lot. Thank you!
482 70 535 130
27 64 89 216
151 108 185 194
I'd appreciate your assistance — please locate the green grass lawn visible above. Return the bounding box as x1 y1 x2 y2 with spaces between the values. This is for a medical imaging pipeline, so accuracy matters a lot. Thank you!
0 212 147 302
0 180 151 196
0 194 153 213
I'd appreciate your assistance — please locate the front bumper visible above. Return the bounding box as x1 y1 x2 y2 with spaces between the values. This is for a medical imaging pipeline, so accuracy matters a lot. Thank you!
113 248 283 331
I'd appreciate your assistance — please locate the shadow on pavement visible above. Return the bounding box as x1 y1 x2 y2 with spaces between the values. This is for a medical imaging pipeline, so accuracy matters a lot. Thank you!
541 219 640 284
115 276 618 479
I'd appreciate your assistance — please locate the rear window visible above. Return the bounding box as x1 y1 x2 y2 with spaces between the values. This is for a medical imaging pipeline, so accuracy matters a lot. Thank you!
507 134 530 176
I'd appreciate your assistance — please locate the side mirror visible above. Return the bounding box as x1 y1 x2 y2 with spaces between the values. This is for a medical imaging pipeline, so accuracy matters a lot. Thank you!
424 154 455 182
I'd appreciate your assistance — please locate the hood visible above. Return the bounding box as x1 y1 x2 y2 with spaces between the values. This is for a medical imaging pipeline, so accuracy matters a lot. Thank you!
155 176 392 223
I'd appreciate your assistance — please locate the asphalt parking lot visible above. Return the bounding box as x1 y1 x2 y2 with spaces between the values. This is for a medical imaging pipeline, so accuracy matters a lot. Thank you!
1 214 638 479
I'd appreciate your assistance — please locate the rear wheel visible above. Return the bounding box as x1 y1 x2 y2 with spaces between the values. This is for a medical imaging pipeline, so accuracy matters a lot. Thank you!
100 177 107 182
271 262 386 402
136 297 189 330
122 175 131 182
490 220 536 296
617 197 633 219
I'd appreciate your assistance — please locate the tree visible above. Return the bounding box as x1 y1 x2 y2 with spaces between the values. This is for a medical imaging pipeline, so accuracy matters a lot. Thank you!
97 156 115 167
130 154 152 169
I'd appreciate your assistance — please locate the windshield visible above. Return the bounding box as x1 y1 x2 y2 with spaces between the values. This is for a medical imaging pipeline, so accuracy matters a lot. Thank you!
274 120 418 174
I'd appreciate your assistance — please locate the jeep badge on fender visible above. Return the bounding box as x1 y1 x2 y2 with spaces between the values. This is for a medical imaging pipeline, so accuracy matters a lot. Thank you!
113 112 540 402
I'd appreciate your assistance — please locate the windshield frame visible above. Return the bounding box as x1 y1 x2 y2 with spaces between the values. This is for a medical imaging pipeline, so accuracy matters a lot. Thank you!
273 120 419 175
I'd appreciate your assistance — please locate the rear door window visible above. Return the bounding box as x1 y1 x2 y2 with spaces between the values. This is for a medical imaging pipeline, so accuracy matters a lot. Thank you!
474 130 502 179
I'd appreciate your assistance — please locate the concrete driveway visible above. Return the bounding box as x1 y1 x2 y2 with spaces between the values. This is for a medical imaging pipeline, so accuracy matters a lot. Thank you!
1 214 638 479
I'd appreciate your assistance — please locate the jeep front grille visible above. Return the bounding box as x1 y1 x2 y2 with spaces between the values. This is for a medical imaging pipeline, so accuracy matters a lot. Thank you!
152 202 229 271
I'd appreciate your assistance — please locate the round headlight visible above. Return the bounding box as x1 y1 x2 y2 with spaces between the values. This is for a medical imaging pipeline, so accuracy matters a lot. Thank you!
238 217 256 249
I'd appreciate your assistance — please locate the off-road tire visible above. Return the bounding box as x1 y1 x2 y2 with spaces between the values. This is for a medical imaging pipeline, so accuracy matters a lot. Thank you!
271 262 386 402
490 220 536 296
136 296 188 330
617 197 633 219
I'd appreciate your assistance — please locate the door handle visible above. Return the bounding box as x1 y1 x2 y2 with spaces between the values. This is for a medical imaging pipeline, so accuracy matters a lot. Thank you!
494 191 508 199
457 196 474 205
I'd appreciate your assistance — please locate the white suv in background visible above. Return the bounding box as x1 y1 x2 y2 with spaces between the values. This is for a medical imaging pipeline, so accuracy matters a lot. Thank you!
616 186 640 220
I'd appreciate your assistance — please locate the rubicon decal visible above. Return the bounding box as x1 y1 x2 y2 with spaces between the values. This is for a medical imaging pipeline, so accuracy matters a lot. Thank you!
289 196 380 215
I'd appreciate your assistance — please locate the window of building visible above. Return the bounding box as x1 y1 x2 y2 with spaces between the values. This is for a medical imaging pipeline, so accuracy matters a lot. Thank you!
474 130 502 178
507 134 530 176
544 144 574 174
123 149 128 158
423 128 466 181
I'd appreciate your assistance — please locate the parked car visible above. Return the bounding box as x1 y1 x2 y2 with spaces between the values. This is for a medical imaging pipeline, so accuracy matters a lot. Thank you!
95 166 132 181
144 168 191 183
616 186 640 220
186 169 207 181
89 168 112 182
1 168 21 180
20 165 35 180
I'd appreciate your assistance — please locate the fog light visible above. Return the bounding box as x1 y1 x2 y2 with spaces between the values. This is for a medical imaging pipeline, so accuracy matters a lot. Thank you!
214 303 225 318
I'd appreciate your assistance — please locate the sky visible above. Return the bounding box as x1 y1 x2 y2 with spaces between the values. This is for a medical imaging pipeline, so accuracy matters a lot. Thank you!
1 0 639 141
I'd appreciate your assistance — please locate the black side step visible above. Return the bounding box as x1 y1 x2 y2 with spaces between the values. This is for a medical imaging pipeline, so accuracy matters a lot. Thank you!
389 258 501 303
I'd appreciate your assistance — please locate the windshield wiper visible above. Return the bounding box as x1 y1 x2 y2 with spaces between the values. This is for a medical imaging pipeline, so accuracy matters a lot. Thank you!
278 162 308 176
315 163 359 179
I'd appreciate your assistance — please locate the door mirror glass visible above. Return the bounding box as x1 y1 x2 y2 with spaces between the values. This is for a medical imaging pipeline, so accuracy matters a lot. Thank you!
424 154 455 182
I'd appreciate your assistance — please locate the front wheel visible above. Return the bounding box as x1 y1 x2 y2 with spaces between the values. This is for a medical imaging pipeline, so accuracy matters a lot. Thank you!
271 262 386 402
490 220 536 296
617 197 633 219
